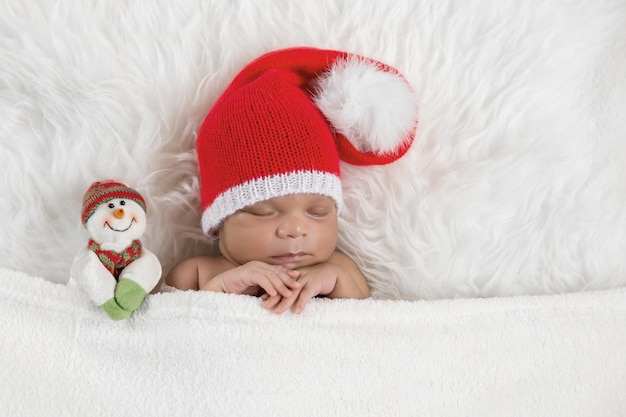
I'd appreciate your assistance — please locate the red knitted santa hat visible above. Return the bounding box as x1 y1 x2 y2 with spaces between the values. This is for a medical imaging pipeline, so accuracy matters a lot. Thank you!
197 47 418 234
81 180 146 226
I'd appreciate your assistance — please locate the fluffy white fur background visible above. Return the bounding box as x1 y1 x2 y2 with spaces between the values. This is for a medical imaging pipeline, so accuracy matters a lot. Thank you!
1 0 625 300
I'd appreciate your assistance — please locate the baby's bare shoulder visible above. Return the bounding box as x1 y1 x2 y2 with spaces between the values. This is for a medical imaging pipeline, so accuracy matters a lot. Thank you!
166 256 233 290
327 250 358 267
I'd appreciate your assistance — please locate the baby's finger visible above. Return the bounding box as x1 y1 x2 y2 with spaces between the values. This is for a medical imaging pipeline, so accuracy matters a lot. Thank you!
254 275 283 298
267 271 300 297
287 270 301 279
293 294 313 314
293 284 320 314
282 271 302 288
262 294 282 310
272 292 299 314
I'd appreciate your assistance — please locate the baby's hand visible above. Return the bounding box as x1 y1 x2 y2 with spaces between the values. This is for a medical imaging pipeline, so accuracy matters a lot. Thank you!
211 260 301 298
262 263 340 314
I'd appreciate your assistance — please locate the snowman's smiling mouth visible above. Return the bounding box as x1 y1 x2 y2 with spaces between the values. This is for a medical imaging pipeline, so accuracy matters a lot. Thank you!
104 218 136 232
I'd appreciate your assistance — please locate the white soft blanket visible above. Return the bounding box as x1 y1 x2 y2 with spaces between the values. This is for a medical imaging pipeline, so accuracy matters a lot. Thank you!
2 0 626 415
1 268 625 417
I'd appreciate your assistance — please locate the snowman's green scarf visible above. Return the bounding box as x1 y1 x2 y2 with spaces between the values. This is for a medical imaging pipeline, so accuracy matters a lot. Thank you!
87 239 142 280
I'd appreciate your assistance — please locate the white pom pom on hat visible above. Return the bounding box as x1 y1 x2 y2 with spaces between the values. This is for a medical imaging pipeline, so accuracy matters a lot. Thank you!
313 54 418 158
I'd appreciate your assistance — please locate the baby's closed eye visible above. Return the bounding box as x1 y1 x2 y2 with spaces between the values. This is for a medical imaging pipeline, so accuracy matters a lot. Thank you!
307 207 330 217
242 206 276 216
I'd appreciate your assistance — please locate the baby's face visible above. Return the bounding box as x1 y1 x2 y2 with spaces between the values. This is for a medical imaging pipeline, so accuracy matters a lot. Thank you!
218 194 338 269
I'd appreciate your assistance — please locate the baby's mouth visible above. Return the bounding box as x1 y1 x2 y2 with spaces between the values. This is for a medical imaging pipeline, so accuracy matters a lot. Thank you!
271 252 309 262
104 218 136 232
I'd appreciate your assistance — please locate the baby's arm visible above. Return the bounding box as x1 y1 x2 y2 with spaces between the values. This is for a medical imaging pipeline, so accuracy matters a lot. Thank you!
166 257 300 298
165 256 220 290
324 251 370 300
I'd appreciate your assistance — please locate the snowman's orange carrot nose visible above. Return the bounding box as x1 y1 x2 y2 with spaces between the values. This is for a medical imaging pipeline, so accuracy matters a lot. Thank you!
113 209 125 219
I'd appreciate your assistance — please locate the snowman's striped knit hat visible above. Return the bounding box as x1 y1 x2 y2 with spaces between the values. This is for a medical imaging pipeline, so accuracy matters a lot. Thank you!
81 180 146 226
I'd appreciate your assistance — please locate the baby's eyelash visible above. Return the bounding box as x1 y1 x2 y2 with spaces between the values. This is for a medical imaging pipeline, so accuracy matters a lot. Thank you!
307 208 330 217
243 208 275 216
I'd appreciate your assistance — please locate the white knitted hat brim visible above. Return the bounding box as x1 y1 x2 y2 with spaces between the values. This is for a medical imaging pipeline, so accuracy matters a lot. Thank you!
201 170 342 234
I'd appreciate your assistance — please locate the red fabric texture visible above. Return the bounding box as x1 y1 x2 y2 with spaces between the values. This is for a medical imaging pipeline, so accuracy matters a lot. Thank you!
196 46 416 225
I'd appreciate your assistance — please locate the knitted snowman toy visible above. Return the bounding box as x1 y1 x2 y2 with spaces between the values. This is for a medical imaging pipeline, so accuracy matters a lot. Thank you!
69 180 162 320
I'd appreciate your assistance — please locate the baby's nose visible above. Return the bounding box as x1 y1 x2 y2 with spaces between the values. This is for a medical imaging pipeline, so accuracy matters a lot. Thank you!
113 208 125 219
277 217 307 239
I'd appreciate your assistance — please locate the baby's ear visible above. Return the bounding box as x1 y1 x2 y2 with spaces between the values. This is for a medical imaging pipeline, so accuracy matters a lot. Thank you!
206 225 219 238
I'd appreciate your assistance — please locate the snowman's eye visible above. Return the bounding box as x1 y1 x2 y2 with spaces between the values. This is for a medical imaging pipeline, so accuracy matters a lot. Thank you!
120 200 126 206
108 203 115 209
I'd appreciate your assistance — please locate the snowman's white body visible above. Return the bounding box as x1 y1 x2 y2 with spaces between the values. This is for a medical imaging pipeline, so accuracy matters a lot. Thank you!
69 198 161 307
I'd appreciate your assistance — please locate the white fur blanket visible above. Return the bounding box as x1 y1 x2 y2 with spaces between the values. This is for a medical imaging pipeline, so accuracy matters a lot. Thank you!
1 268 625 417
1 0 626 415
